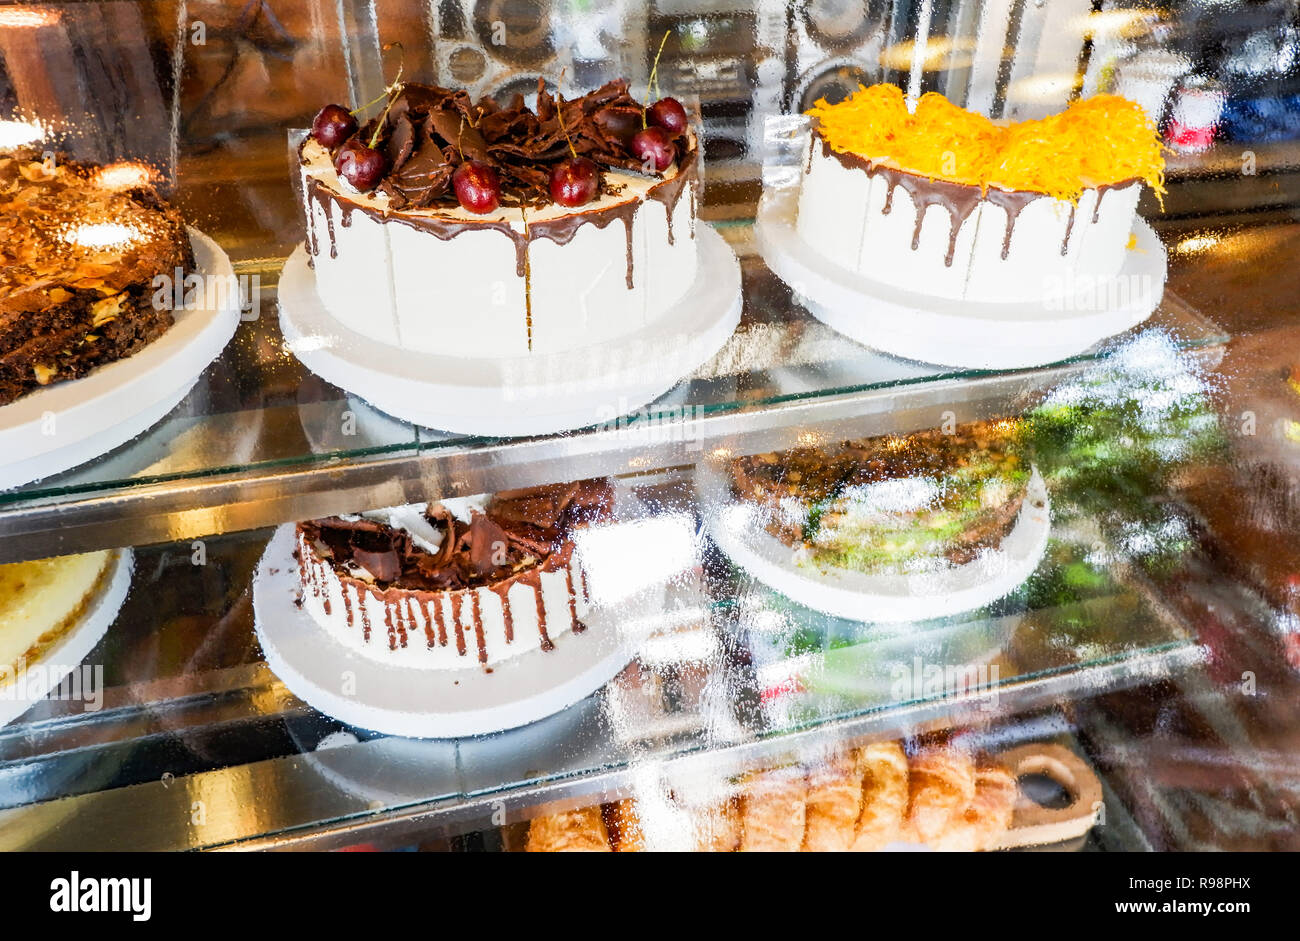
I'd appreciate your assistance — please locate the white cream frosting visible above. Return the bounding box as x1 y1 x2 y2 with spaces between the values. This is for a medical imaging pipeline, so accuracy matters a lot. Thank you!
797 136 1142 304
300 137 699 357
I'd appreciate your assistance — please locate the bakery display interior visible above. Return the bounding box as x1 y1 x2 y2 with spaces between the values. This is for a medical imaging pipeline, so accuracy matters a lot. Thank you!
0 0 1297 860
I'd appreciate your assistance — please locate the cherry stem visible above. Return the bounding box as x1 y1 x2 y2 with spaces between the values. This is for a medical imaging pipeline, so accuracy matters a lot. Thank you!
648 31 670 106
456 116 466 162
556 93 578 160
362 42 405 148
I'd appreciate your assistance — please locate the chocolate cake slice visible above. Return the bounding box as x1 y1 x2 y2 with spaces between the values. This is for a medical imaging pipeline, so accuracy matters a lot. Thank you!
0 152 192 406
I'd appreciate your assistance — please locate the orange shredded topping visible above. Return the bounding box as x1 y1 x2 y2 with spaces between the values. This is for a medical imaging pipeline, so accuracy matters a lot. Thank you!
808 84 1165 202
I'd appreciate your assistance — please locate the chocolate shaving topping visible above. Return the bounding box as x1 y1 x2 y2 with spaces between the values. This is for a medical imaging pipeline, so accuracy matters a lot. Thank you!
302 480 614 592
327 78 689 208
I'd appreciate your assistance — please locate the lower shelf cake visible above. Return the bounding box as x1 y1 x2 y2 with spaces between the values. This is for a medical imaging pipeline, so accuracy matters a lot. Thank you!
295 480 613 671
0 550 114 686
729 421 1030 576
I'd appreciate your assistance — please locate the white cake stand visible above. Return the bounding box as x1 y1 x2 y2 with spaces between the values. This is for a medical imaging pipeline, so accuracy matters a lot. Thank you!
754 189 1167 370
0 230 242 491
0 549 134 727
701 463 1050 623
277 223 742 437
253 525 640 738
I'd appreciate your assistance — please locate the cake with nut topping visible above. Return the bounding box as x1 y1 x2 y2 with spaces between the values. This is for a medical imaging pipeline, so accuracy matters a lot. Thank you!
0 152 192 406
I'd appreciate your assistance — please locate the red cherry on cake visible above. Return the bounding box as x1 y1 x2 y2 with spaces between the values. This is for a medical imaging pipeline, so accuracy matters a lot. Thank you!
631 126 675 172
647 97 688 136
311 104 358 149
549 156 599 207
453 160 502 213
334 139 387 191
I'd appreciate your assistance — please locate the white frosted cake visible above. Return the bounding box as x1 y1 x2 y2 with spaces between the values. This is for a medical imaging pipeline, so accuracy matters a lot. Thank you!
798 85 1165 303
0 550 113 685
294 481 612 671
299 79 698 357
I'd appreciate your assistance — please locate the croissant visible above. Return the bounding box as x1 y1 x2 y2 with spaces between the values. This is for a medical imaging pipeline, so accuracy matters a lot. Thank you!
933 765 1018 852
903 747 977 846
802 753 865 851
525 806 612 852
739 768 808 852
687 797 744 852
852 741 910 851
604 800 646 852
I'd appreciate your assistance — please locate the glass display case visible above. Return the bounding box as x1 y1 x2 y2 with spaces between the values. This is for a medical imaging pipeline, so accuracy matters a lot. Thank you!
1 0 1298 861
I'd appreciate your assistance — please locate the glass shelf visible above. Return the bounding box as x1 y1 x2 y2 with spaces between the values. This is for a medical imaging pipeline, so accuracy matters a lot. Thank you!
0 465 1208 851
0 224 1229 564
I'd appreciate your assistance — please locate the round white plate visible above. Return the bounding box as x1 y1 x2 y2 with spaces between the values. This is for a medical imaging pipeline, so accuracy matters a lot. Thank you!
253 525 638 738
0 229 242 490
701 463 1050 623
0 549 133 727
754 188 1167 370
277 223 742 437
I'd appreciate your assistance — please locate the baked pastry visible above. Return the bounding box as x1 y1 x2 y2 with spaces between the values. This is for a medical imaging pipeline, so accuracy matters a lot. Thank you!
799 84 1164 302
932 765 1018 852
299 79 698 357
689 798 744 853
0 152 192 405
902 748 978 845
519 742 1024 852
603 800 646 853
851 741 910 851
295 480 611 671
802 752 867 851
524 807 611 852
0 550 114 686
738 767 808 852
729 420 1029 574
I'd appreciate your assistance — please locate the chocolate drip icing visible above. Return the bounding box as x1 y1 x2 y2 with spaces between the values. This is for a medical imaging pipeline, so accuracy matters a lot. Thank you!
470 591 487 664
433 594 447 647
645 148 698 249
451 592 466 657
419 597 435 648
820 138 980 267
535 584 554 651
1091 179 1138 224
1063 202 1078 257
490 583 515 643
565 563 584 634
981 187 1043 261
